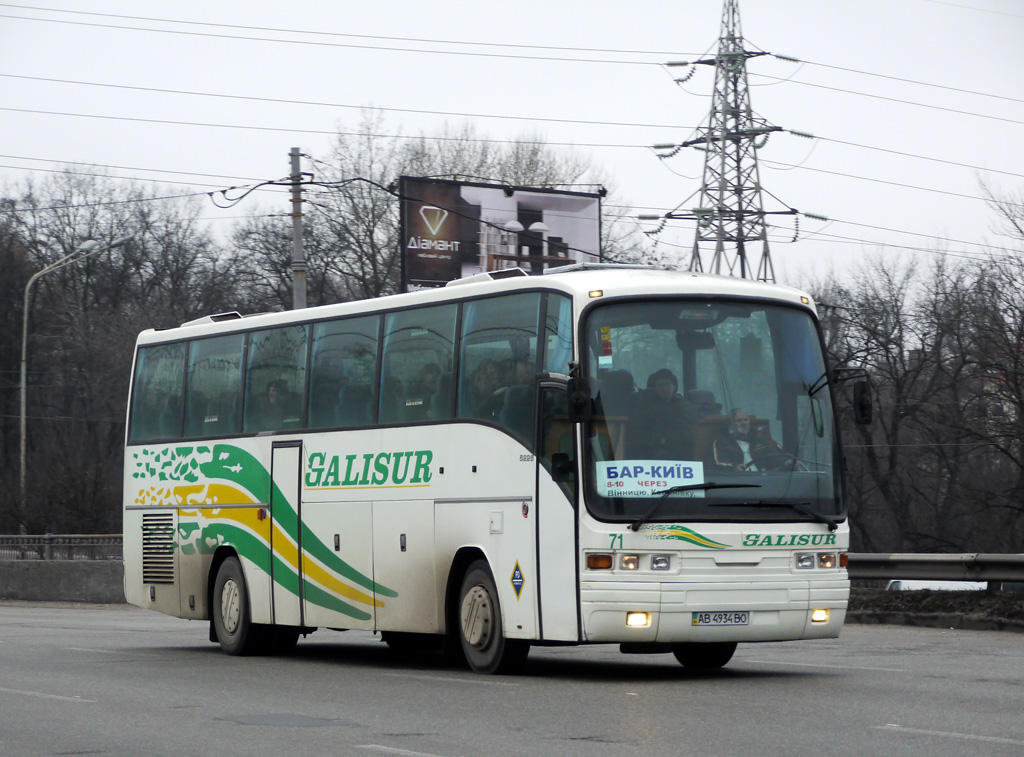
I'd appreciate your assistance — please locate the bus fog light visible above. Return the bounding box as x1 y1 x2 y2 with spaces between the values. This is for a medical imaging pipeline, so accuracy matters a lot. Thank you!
626 612 650 627
811 609 830 623
587 554 613 570
795 553 815 569
818 553 837 569
620 554 639 570
651 554 671 571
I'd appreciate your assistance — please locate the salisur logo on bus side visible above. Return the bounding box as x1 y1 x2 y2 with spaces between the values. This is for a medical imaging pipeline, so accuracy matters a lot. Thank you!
305 450 434 489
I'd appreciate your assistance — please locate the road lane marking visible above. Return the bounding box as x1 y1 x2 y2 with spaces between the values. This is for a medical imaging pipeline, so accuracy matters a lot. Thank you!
67 646 130 654
745 659 905 672
384 672 517 687
874 724 1024 746
355 747 452 757
0 686 95 703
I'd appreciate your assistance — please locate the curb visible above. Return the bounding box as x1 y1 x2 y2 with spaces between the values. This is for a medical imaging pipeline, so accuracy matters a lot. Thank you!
847 611 1024 634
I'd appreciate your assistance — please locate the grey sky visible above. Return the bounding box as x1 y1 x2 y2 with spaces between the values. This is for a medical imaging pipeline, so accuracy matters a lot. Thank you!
1 0 1022 286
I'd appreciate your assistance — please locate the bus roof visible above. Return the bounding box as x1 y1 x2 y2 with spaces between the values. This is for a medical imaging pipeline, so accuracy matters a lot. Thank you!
135 266 816 346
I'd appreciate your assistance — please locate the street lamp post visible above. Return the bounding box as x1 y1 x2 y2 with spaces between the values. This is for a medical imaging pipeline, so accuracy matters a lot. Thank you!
18 235 133 532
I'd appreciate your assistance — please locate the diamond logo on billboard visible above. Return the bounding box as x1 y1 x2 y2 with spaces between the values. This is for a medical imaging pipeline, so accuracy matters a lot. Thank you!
418 206 448 236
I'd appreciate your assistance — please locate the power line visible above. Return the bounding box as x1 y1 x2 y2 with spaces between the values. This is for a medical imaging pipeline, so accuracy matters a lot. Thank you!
652 220 1004 263
792 57 1024 106
0 74 689 130
749 73 1024 127
7 156 1020 256
759 158 1024 207
0 11 663 67
5 2 1015 108
3 102 1019 185
922 0 1024 18
815 136 1024 180
0 154 265 184
0 3 699 59
0 185 218 212
0 106 641 149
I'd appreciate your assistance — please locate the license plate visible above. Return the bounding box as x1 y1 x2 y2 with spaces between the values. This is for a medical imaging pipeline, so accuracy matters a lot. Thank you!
692 611 749 627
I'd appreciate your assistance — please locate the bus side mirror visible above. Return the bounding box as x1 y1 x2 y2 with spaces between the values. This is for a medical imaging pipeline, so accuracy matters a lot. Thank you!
853 380 872 425
566 377 593 424
550 452 575 482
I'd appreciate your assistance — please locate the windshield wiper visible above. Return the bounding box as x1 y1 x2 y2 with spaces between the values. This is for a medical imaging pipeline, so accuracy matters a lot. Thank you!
708 501 841 532
629 482 761 531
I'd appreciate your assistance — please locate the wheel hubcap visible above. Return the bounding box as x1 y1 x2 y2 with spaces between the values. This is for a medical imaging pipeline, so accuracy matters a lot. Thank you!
460 585 493 650
221 578 240 634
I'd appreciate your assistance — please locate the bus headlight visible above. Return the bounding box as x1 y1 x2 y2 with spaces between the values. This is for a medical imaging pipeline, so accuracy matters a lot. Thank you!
795 553 815 569
811 609 830 623
620 554 639 570
651 554 671 571
818 553 837 569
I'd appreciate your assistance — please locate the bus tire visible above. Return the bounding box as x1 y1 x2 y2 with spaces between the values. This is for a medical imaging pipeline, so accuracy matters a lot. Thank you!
457 560 529 674
212 556 263 655
672 641 737 670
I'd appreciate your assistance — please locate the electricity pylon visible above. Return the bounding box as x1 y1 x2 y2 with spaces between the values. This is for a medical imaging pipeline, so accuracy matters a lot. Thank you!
658 0 795 282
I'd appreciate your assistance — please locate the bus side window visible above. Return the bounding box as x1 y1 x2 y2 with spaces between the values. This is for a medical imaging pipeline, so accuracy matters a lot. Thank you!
309 315 380 429
380 304 457 425
128 342 186 443
243 325 309 433
458 293 541 444
184 334 243 438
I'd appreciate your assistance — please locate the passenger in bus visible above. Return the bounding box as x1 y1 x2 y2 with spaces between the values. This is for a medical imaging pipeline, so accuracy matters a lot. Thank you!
711 408 790 471
253 380 287 430
628 369 689 458
465 359 502 420
405 363 443 421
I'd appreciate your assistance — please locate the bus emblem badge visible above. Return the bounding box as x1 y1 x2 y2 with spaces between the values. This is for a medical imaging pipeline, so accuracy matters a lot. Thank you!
510 562 525 600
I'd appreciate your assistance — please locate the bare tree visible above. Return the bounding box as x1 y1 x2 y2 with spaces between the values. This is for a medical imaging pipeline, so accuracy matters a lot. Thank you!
1 170 239 532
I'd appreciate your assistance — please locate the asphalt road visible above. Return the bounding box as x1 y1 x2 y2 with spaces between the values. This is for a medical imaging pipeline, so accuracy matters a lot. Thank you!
1 603 1022 757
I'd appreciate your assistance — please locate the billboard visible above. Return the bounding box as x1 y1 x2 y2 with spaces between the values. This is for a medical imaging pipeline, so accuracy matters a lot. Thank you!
399 176 602 291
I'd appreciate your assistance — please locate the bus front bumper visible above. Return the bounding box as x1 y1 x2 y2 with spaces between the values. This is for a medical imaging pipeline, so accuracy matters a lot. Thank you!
580 579 848 643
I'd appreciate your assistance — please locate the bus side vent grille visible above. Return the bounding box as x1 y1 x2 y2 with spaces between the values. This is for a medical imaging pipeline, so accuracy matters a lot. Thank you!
142 512 176 584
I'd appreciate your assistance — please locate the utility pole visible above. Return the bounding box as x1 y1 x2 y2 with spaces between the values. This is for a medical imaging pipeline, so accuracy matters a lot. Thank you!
290 147 308 309
655 0 796 282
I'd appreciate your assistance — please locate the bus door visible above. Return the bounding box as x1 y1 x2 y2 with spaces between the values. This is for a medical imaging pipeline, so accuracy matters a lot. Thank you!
270 441 304 627
536 384 581 641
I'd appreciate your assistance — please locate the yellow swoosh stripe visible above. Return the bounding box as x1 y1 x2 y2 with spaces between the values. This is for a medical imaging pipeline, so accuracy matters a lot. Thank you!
269 522 382 608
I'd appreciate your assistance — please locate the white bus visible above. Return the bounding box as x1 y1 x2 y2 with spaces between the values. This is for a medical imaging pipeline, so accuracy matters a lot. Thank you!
123 265 852 673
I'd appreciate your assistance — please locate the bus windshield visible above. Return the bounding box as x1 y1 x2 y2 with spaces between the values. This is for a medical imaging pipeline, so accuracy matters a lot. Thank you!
581 298 842 526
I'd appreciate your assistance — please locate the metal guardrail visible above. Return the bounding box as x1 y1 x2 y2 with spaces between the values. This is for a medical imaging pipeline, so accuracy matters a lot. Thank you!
0 534 123 561
0 537 1020 584
848 553 1024 583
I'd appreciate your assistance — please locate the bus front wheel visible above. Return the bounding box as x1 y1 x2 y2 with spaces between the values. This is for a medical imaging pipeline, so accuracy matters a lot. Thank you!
672 641 737 670
457 560 528 674
212 556 263 655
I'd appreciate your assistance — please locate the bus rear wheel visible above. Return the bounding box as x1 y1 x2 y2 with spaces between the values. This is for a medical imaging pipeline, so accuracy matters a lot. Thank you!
212 556 264 655
672 641 737 670
457 560 528 674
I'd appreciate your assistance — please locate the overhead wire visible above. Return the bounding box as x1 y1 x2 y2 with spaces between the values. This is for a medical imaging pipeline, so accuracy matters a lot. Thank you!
748 73 1024 127
4 103 1019 183
4 2 1017 106
0 74 691 130
0 11 666 67
0 3 700 58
